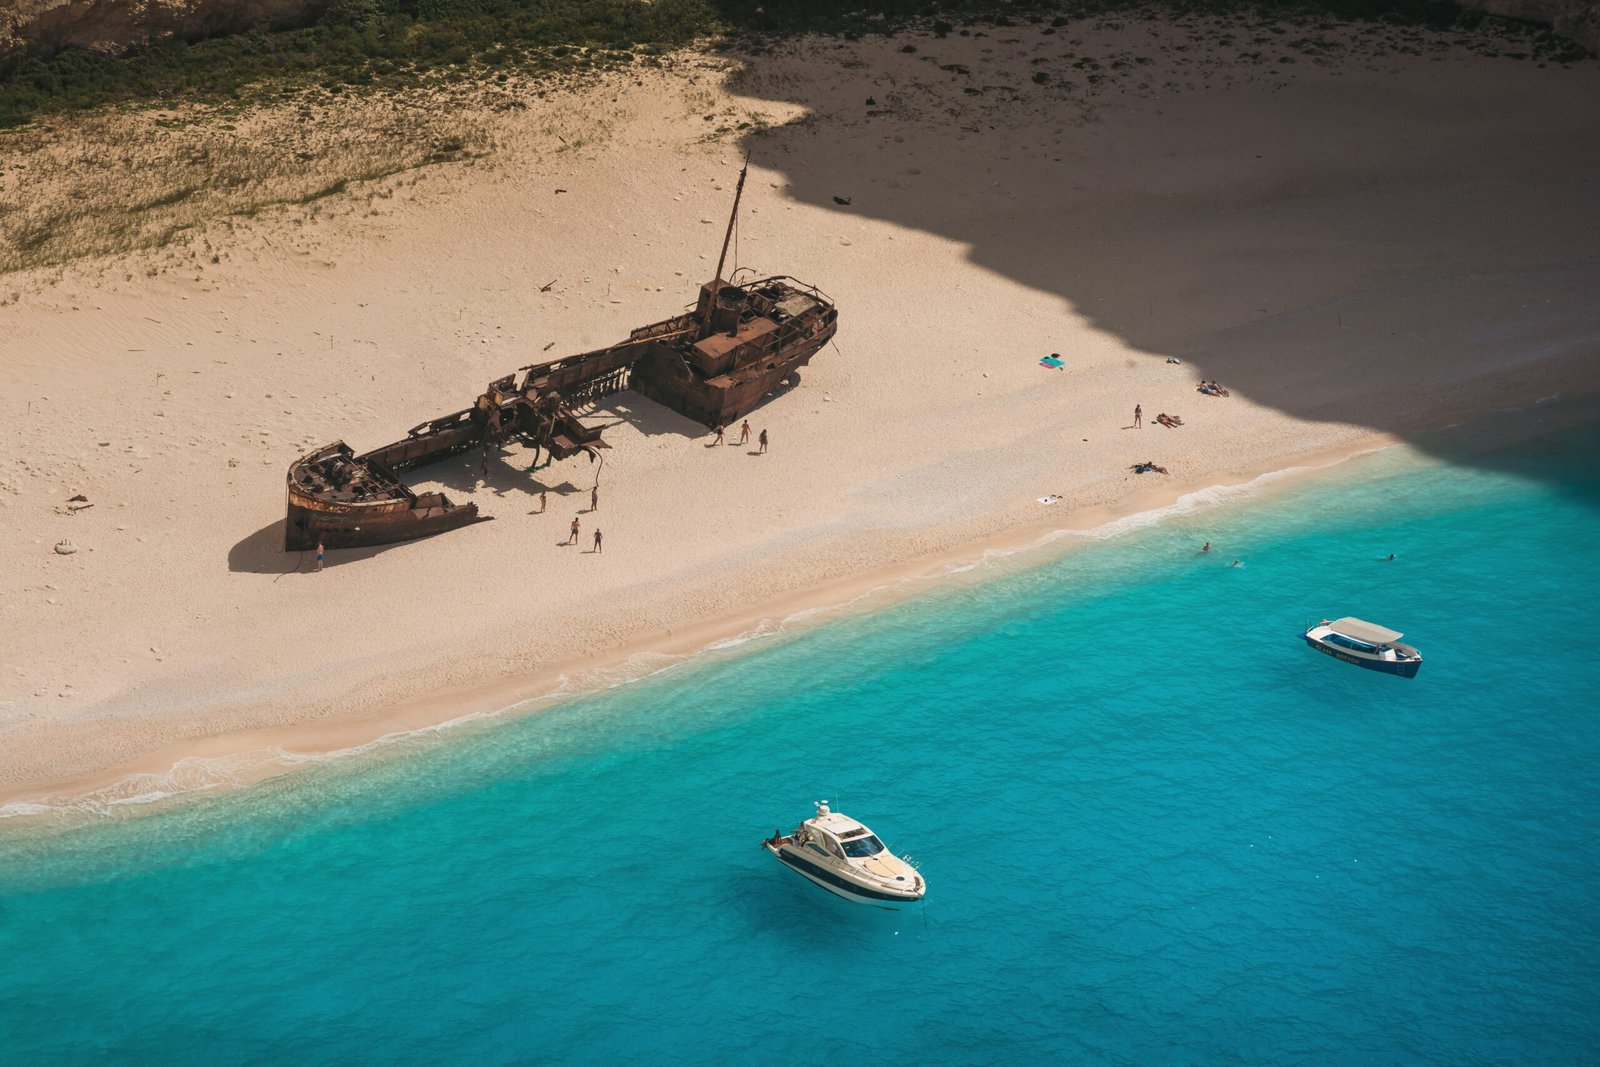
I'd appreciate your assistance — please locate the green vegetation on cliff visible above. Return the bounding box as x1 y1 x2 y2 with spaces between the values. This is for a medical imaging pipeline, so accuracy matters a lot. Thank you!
0 0 1588 128
0 0 720 127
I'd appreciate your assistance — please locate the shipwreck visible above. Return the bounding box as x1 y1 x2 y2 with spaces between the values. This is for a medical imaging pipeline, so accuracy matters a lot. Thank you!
284 162 838 551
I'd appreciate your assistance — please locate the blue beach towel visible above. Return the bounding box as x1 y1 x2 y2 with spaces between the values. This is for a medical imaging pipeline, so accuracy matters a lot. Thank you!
1040 356 1064 369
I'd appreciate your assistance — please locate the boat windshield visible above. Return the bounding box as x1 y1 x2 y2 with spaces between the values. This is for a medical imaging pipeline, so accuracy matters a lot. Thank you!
1326 633 1377 654
841 834 886 858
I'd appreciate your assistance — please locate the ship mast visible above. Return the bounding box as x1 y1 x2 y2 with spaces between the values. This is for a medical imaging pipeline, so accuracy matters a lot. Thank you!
710 155 750 291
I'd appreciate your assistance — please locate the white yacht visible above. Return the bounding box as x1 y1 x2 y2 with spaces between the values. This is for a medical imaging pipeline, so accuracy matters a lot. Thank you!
763 802 925 907
1303 617 1423 678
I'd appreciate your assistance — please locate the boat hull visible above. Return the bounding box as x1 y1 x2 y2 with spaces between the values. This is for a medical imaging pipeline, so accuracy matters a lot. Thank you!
632 304 837 427
285 494 489 551
284 441 493 551
633 349 816 427
1303 635 1422 678
767 844 923 907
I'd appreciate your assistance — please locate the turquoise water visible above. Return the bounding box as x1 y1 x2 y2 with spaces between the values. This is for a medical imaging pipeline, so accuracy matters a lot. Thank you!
3 414 1598 1065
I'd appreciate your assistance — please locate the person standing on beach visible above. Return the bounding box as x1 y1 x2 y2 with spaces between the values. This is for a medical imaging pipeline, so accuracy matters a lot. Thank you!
591 485 598 511
713 424 725 445
1134 404 1142 429
567 517 580 545
593 529 603 553
539 490 547 513
739 420 751 445
758 428 768 454
315 540 325 572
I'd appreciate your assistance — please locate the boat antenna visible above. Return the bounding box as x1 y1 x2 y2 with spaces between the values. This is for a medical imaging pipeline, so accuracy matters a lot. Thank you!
711 153 750 291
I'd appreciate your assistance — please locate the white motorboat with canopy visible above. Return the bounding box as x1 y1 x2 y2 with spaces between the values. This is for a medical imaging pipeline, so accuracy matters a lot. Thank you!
763 802 924 907
1303 616 1423 678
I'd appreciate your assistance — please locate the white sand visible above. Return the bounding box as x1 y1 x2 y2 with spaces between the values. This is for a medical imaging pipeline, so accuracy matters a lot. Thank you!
3 18 1598 809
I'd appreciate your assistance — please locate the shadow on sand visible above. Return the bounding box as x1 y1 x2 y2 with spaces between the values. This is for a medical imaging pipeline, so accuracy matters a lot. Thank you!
721 25 1600 497
229 517 476 573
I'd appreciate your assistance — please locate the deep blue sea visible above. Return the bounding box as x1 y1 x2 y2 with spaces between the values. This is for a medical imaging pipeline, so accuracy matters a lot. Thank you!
3 411 1598 1066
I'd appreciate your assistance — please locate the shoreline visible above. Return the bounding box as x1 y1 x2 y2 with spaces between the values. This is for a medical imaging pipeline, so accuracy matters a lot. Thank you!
7 392 1595 825
3 27 1597 828
0 431 1397 821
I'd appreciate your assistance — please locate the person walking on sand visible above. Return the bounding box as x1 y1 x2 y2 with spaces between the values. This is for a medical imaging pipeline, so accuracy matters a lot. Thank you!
594 529 603 553
567 516 580 545
539 489 547 513
739 420 751 445
758 428 768 454
713 423 725 445
315 540 325 572
591 485 598 511
1134 404 1142 429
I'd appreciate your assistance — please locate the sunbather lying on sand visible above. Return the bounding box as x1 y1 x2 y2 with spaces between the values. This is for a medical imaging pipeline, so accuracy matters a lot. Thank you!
1155 413 1183 428
1130 460 1169 474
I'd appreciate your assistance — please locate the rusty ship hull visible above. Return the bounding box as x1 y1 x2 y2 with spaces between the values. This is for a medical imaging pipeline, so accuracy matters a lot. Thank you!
286 442 489 551
284 275 836 552
632 278 835 426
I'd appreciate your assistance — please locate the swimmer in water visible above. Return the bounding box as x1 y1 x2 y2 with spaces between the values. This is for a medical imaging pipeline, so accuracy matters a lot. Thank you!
1229 560 1242 567
1201 542 1211 554
1382 553 1395 561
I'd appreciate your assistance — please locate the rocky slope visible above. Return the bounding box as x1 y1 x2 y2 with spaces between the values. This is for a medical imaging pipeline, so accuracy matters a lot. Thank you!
1461 0 1599 52
0 0 1592 64
1 0 328 57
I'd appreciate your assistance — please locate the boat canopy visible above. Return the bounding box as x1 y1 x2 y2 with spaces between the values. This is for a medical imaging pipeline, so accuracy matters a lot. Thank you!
1330 617 1404 644
809 811 867 837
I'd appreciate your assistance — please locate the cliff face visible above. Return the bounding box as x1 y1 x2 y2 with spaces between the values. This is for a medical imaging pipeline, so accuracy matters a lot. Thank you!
0 0 329 58
1461 0 1600 52
0 0 1593 61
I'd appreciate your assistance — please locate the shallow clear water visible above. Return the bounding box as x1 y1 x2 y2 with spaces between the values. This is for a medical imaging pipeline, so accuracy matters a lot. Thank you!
3 414 1598 1066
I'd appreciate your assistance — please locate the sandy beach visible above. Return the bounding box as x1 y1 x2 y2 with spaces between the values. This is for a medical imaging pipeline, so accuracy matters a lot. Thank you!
3 13 1598 813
